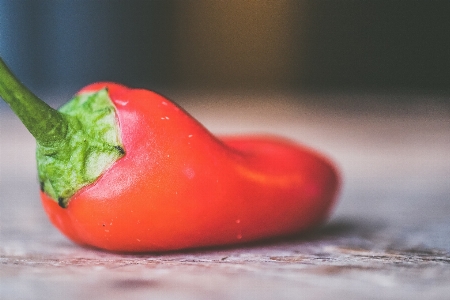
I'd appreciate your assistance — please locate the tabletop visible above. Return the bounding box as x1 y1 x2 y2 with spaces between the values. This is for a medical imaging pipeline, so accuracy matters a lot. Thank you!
1 91 449 300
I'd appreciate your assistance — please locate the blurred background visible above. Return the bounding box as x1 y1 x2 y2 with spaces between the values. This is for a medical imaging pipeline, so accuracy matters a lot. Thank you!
0 0 449 104
1 4 450 296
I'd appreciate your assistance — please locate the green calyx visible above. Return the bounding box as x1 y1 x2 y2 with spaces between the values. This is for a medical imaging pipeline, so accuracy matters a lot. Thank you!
38 89 125 207
0 57 125 208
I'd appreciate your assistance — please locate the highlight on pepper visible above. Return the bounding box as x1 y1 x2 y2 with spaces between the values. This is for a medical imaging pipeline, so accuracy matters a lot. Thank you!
0 57 340 252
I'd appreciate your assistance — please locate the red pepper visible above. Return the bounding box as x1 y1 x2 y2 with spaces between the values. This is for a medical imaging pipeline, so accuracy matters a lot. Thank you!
0 58 339 252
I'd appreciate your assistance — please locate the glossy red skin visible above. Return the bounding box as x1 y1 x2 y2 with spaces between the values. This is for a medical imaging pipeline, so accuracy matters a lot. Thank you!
41 83 340 252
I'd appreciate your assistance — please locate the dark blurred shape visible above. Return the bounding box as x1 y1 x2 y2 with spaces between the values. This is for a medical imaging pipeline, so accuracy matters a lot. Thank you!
0 0 175 95
0 0 449 97
173 0 303 90
173 0 450 93
297 0 450 92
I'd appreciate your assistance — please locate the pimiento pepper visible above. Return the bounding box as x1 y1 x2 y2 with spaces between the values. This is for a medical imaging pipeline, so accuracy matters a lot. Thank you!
0 58 340 252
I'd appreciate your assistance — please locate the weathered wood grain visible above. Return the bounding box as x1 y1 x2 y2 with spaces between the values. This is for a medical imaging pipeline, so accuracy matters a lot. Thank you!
1 93 449 300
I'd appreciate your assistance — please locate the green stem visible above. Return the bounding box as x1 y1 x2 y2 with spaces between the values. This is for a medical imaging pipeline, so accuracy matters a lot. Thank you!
0 57 67 146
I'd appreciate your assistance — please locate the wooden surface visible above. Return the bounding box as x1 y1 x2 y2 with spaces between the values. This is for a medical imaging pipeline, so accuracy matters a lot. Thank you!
1 92 449 299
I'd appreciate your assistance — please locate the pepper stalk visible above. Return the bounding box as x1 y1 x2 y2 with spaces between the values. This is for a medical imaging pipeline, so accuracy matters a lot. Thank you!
0 58 68 146
0 57 125 208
